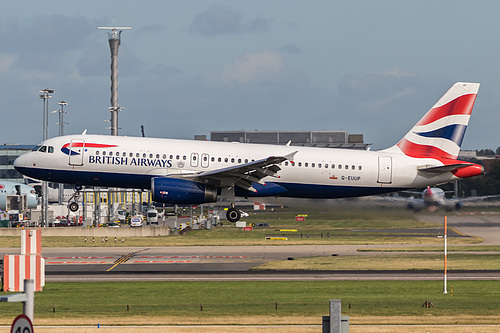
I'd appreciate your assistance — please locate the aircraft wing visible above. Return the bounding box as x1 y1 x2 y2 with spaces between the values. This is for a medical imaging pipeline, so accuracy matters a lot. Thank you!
181 151 297 192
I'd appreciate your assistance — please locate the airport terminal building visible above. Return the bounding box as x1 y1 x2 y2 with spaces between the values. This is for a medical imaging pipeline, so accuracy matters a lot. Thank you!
0 144 35 182
208 130 370 150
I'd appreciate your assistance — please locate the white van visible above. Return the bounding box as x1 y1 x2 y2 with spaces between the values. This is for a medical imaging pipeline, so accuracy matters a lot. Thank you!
147 209 158 225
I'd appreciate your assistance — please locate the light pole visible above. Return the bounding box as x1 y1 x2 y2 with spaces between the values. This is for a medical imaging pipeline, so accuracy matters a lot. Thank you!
52 100 68 205
39 89 54 227
52 100 68 136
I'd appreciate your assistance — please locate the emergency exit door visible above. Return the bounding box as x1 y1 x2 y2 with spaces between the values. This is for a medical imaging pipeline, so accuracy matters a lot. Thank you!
377 156 392 184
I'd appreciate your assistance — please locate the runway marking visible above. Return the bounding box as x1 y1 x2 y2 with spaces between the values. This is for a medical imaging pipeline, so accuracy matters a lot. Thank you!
45 256 113 259
47 261 107 264
138 255 248 259
107 249 147 272
133 260 193 263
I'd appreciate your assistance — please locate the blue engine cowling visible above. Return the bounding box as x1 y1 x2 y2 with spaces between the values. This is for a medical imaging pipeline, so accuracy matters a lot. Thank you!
151 177 217 205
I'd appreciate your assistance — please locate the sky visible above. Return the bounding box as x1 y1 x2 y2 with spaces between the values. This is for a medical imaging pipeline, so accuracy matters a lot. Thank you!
1 0 499 150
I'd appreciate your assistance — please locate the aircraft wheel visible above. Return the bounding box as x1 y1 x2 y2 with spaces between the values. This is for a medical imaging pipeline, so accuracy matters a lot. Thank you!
226 207 241 223
68 202 79 212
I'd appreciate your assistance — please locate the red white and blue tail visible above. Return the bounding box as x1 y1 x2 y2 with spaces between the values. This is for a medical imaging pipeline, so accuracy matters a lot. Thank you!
394 82 480 160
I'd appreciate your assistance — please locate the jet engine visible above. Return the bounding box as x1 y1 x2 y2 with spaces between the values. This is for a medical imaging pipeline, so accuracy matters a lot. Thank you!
151 177 217 205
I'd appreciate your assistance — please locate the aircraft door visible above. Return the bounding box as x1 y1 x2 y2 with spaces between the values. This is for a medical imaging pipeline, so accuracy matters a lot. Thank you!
190 153 199 168
201 153 209 168
377 156 392 184
68 139 85 166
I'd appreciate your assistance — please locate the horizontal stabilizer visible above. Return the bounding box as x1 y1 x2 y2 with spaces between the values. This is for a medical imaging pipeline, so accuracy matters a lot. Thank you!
418 163 476 173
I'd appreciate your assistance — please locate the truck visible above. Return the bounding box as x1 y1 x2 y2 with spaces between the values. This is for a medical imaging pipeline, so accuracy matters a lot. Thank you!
146 209 158 225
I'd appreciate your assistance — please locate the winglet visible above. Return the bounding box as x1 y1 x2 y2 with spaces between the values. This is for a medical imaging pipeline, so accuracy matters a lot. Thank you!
285 140 292 147
284 151 298 162
82 129 88 135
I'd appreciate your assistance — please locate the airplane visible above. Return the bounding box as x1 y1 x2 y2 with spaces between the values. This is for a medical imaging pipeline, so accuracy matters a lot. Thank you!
400 186 461 212
401 186 500 212
13 82 484 222
0 180 38 210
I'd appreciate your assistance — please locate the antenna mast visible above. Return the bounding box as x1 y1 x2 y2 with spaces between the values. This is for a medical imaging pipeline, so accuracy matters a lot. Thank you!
98 25 132 136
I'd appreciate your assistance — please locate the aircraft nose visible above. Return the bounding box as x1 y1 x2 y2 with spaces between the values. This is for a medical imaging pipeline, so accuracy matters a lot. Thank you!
14 153 32 170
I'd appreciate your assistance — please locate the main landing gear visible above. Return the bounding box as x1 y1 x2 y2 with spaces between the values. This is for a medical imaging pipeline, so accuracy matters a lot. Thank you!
68 185 82 212
226 203 241 223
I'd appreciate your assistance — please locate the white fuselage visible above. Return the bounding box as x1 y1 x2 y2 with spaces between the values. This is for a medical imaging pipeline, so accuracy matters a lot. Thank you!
14 134 462 200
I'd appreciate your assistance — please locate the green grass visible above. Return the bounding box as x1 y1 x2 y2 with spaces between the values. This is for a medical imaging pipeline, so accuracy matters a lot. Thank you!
358 245 500 252
0 208 482 247
1 281 499 322
252 253 500 271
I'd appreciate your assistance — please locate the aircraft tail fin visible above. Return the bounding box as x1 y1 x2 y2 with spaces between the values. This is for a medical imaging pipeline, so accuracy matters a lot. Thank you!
392 82 480 160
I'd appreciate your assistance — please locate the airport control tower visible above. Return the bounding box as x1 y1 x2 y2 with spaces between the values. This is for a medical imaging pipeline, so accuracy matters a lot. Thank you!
98 25 131 136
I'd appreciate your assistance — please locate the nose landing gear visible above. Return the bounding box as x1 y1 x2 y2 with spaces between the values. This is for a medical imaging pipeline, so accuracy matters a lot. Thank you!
68 185 82 212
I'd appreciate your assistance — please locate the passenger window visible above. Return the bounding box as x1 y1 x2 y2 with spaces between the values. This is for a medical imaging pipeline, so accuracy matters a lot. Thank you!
318 163 321 168
204 156 208 161
298 162 302 167
285 162 289 166
225 158 228 162
183 155 186 160
291 161 295 166
245 159 248 163
123 152 127 157
109 152 113 156
136 153 140 157
231 158 235 163
162 154 166 159
332 164 335 169
338 165 342 169
156 154 160 159
193 155 197 161
345 165 348 169
103 151 106 156
218 157 222 162
129 153 133 157
176 155 180 160
211 157 215 162
311 163 315 168
149 154 153 158
170 155 173 159
352 165 355 170
359 166 362 170
96 151 100 155
305 163 309 167
143 153 146 158
325 164 328 169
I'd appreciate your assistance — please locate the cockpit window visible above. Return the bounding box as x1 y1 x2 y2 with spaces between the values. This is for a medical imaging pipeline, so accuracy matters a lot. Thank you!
32 146 41 152
39 146 47 153
48 146 54 153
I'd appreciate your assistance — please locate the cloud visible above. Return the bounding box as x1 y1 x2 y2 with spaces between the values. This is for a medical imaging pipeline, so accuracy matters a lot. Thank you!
188 5 271 36
280 44 301 54
205 50 284 85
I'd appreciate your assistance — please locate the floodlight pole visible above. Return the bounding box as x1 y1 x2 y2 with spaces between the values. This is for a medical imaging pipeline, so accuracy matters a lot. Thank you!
98 25 131 136
52 100 68 205
39 89 54 228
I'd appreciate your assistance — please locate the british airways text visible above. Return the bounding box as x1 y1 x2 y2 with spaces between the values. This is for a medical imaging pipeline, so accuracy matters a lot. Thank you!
88 156 173 168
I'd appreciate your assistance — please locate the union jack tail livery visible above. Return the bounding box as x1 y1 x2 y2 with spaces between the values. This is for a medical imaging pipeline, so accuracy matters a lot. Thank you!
395 82 479 160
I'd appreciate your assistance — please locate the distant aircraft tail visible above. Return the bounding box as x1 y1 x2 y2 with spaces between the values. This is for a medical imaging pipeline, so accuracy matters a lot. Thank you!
393 82 480 160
